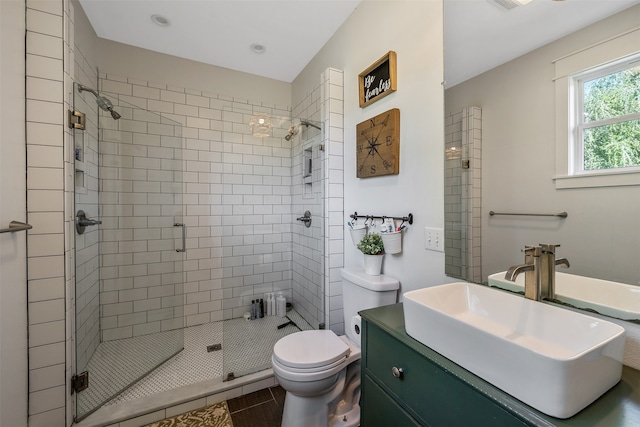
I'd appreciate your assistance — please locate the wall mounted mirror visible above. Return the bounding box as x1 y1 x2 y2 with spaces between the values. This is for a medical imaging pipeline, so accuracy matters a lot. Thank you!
443 1 640 323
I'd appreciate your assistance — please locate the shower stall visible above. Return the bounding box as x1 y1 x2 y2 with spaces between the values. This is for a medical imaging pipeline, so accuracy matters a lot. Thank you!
71 78 329 421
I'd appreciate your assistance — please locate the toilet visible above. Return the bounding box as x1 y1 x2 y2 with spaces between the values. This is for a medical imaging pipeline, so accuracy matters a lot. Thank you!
271 268 399 427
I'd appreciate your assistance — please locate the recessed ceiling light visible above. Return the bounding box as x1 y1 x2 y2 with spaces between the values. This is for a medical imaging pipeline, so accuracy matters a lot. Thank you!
251 43 266 54
151 14 170 27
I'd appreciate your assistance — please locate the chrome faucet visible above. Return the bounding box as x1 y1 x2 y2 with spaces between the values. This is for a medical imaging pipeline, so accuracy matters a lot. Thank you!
505 246 543 301
505 244 570 301
539 244 570 300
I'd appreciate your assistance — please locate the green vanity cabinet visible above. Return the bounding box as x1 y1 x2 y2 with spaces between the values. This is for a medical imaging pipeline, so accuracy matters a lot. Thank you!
362 375 421 427
360 303 640 427
361 306 530 427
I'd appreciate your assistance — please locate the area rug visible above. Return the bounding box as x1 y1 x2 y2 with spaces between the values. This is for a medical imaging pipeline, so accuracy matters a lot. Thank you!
145 401 234 427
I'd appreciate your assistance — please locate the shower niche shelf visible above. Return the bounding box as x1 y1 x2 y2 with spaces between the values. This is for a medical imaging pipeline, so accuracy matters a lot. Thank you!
74 125 87 190
303 147 313 185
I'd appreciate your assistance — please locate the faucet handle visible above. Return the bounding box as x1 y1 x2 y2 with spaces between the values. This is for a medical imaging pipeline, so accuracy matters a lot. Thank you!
522 245 542 264
539 244 561 253
523 245 542 255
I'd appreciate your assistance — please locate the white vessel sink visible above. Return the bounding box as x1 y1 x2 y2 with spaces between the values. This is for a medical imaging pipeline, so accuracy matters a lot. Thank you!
403 282 626 419
488 271 640 320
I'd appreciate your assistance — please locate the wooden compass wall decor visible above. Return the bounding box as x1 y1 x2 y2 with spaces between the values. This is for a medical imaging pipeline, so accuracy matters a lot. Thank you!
356 108 400 178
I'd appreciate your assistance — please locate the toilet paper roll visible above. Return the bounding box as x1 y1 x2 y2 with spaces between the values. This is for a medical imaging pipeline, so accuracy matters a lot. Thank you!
351 315 362 336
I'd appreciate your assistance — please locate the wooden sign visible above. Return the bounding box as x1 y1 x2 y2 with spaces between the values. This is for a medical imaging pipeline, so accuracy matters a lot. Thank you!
358 51 397 108
356 108 400 178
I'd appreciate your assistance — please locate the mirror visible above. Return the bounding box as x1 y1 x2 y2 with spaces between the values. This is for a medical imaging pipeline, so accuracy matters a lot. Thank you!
443 2 640 322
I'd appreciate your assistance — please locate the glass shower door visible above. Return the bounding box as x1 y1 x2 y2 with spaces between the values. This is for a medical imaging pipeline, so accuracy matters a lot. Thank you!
221 118 324 382
73 83 185 420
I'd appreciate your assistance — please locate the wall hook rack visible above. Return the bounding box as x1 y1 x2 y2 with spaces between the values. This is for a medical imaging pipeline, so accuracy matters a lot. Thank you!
349 212 413 225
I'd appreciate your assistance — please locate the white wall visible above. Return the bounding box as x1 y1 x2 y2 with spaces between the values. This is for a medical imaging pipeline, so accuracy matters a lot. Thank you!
0 1 28 426
293 0 449 297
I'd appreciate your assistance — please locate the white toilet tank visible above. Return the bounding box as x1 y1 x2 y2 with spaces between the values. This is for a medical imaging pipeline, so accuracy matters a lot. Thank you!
340 268 399 346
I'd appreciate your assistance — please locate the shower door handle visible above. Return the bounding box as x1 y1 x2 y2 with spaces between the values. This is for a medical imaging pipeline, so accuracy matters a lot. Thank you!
174 223 186 253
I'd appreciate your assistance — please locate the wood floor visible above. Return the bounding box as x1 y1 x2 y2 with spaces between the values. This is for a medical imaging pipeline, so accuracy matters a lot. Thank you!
228 385 285 427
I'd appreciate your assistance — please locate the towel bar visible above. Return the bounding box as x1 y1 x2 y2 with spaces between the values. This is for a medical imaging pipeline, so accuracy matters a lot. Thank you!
489 211 568 218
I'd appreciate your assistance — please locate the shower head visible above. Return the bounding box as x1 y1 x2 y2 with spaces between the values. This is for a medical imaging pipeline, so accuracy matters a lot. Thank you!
107 107 121 120
97 96 122 120
78 84 121 120
284 125 298 141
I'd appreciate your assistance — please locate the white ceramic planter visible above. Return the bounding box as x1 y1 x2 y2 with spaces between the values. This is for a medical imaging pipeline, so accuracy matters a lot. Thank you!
363 254 384 275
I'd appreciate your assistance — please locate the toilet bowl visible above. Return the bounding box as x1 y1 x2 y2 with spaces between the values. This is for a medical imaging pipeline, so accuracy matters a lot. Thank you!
272 268 399 427
272 331 362 427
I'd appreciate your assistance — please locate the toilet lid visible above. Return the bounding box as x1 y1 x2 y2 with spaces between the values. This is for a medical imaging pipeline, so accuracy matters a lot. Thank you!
273 330 350 370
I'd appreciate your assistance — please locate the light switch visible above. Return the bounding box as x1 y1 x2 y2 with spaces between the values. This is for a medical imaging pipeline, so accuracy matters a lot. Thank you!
424 227 444 252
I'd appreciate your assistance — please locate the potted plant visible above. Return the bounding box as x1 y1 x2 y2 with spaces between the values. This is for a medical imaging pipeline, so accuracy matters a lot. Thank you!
357 233 385 275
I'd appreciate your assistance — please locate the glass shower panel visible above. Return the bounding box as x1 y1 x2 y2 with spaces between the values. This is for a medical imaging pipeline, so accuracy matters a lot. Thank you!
444 109 468 280
444 107 482 283
220 119 324 382
73 83 185 420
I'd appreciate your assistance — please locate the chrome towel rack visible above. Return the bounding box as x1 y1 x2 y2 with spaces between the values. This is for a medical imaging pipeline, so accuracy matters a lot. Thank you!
489 211 568 218
0 221 33 234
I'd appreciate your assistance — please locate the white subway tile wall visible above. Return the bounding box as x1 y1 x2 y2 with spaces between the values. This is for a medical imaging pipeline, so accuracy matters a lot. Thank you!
444 107 482 283
25 0 70 425
98 73 296 338
322 69 345 334
291 87 324 328
287 68 344 332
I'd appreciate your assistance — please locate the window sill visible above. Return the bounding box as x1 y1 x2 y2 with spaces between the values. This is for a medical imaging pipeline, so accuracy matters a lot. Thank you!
554 170 640 189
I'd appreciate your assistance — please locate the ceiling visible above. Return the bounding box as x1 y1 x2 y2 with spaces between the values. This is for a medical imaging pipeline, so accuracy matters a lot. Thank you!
79 0 640 87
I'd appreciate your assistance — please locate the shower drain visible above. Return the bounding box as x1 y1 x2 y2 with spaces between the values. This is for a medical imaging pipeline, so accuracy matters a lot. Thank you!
206 343 222 352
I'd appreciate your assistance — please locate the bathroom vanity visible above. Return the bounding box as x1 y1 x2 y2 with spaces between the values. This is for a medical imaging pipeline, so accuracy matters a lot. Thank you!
360 303 640 427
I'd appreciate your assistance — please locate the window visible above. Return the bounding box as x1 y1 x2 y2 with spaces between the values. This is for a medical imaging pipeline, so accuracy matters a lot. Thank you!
572 55 640 175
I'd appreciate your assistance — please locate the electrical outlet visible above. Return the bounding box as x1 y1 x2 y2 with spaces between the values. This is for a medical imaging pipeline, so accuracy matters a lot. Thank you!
424 227 444 252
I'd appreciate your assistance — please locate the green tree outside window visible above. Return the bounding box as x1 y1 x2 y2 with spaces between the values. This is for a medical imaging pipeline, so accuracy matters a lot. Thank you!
581 65 640 171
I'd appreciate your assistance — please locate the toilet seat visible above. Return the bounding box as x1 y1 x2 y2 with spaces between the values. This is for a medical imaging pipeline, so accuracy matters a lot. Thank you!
275 355 346 374
273 330 350 371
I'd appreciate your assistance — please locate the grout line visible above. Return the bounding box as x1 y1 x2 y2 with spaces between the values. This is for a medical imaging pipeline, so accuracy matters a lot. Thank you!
268 387 280 407
229 398 276 415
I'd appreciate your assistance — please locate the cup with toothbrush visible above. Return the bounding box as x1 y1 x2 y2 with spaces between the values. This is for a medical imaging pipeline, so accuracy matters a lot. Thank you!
347 219 367 246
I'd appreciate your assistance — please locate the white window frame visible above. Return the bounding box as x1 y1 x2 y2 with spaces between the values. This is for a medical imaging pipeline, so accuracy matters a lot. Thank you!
571 55 640 176
553 27 640 189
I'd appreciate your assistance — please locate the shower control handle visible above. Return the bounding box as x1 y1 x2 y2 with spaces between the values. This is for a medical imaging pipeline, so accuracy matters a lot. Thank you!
174 223 186 253
78 218 102 226
76 210 102 235
296 211 312 228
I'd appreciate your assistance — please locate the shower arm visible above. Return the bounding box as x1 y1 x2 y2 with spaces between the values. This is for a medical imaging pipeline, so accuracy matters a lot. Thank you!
77 84 99 98
300 120 321 131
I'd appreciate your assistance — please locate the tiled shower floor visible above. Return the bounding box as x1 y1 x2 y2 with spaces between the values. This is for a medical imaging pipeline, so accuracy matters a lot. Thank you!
77 310 312 418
